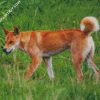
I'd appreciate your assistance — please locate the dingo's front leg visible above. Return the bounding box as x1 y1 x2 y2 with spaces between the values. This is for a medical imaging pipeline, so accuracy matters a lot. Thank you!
24 56 42 79
43 57 54 79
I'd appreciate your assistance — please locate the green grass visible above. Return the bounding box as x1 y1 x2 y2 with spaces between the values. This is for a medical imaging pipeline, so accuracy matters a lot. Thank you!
0 0 100 100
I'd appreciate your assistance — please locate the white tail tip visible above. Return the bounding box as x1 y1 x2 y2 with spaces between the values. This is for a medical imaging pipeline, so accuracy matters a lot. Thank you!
80 16 99 33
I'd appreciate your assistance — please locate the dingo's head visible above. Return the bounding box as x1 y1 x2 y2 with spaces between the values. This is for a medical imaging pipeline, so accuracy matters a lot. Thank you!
3 27 20 54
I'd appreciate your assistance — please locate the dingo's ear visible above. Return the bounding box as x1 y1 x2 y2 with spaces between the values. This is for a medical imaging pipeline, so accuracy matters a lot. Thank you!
3 28 9 35
14 26 19 35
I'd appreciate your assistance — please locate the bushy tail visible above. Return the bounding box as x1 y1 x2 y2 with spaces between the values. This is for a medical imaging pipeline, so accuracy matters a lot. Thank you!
80 16 99 35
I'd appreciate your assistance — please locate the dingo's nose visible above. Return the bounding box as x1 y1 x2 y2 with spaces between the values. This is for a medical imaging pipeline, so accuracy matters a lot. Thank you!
2 48 7 53
2 47 13 55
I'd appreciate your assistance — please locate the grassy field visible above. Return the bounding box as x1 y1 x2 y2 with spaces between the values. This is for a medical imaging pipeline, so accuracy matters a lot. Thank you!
0 0 100 100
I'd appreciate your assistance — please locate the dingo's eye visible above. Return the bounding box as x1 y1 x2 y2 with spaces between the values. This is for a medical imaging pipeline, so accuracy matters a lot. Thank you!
9 41 13 44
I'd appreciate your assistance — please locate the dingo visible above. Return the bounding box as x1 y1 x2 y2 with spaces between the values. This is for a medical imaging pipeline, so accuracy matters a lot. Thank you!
3 16 100 81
